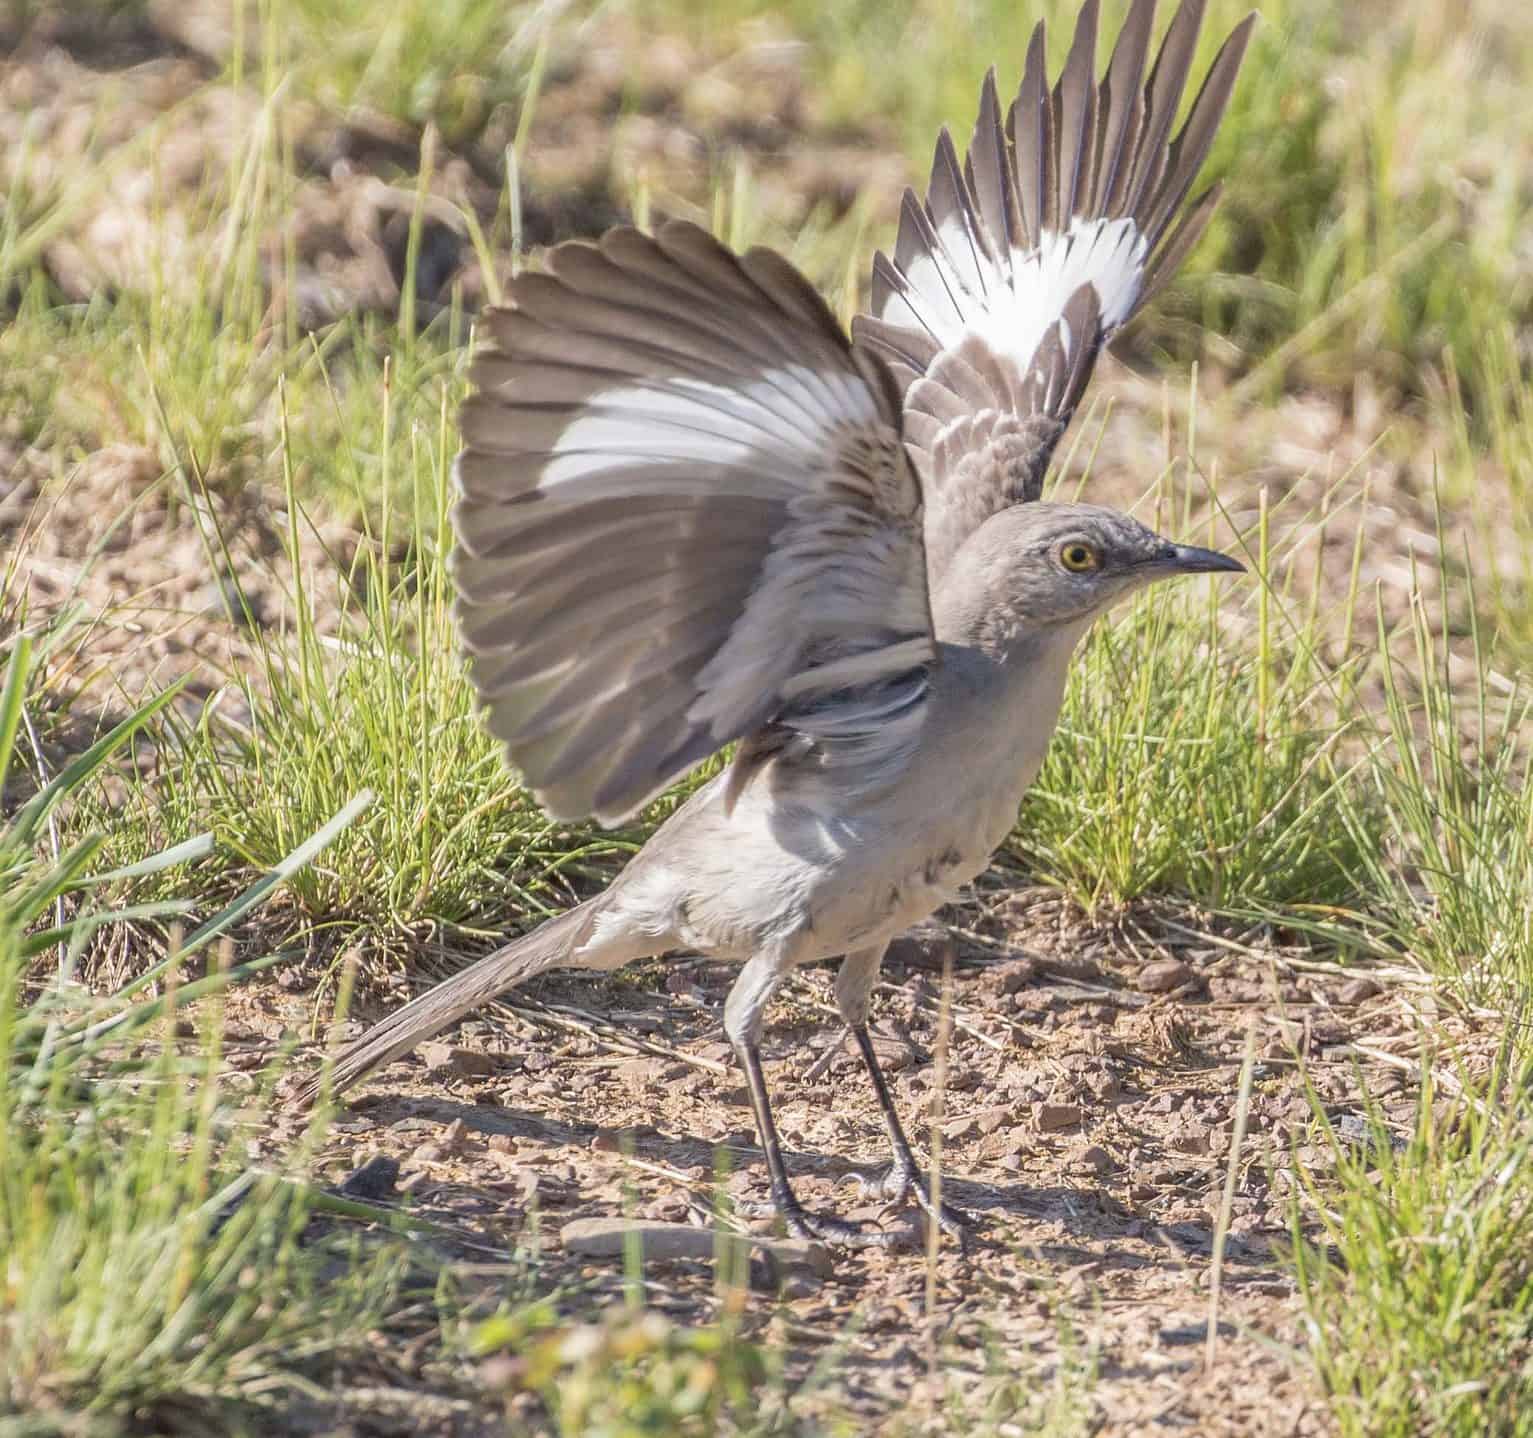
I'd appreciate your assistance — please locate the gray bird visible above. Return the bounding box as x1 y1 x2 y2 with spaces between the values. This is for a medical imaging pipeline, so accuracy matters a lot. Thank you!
301 0 1254 1248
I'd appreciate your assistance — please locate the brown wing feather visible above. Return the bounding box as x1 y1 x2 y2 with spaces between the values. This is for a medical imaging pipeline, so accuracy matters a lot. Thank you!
456 222 934 825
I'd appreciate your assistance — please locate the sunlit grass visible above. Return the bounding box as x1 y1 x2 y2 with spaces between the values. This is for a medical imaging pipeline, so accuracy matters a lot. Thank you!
1019 486 1379 915
71 373 645 945
0 628 400 1434
274 0 543 143
1353 581 1533 999
1290 1049 1533 1437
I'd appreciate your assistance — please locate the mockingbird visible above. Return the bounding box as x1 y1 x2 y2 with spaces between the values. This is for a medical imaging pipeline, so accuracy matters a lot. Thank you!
301 0 1253 1248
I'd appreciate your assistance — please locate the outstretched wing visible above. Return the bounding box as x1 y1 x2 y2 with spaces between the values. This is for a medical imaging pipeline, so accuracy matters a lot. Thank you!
454 221 933 826
853 0 1254 581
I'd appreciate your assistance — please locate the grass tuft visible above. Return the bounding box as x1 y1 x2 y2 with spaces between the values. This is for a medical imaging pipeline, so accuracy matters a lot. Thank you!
1291 1050 1533 1437
0 630 400 1435
123 398 642 944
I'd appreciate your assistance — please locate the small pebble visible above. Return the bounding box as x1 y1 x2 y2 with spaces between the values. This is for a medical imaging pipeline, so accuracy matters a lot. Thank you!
1077 1144 1116 1175
1337 976 1382 1005
1034 1102 1084 1132
1137 959 1194 994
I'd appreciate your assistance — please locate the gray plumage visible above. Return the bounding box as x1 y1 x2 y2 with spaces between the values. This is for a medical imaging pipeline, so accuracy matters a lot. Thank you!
454 223 932 825
300 0 1252 1249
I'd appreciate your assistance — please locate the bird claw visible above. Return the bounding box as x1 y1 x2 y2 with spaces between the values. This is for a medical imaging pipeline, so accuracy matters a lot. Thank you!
737 1192 906 1249
779 1205 905 1249
862 1162 978 1253
858 1162 916 1202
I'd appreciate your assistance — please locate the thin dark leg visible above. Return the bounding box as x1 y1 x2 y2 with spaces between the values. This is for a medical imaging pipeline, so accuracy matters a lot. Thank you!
851 1024 977 1250
736 1037 897 1249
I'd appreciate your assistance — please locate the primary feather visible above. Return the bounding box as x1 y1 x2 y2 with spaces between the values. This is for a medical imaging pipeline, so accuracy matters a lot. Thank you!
453 221 935 826
854 0 1255 580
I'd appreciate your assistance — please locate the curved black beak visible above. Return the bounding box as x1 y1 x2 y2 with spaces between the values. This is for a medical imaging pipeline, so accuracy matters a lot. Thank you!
1160 543 1245 575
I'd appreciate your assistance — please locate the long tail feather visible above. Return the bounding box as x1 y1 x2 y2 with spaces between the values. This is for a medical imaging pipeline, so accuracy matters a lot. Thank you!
296 898 608 1107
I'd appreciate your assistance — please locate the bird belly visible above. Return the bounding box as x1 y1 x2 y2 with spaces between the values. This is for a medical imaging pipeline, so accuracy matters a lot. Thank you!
601 668 1062 969
798 755 1042 953
841 715 1054 943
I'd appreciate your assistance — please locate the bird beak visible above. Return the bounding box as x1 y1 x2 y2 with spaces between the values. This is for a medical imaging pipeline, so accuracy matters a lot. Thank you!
1155 543 1246 575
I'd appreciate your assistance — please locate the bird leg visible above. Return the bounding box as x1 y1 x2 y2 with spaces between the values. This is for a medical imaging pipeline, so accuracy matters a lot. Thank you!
735 1034 899 1248
850 1024 978 1250
724 949 898 1247
832 944 976 1249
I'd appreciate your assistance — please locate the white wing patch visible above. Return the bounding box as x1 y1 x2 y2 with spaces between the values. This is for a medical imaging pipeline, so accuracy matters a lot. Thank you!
887 215 1146 381
454 222 935 825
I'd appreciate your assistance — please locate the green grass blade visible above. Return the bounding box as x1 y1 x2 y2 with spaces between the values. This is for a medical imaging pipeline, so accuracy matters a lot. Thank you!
0 634 30 799
10 680 186 844
80 833 216 886
95 788 377 1014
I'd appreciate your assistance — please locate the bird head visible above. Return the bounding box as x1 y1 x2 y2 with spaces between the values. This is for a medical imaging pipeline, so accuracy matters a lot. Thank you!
942 501 1245 640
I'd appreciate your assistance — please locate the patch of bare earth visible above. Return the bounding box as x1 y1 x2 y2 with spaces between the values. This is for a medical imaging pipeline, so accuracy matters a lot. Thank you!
227 876 1493 1436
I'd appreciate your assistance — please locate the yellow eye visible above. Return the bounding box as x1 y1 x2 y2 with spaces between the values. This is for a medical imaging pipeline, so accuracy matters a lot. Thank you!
1059 541 1100 573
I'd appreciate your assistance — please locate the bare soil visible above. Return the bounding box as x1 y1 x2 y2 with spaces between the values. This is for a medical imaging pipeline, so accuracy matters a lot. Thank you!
222 874 1494 1437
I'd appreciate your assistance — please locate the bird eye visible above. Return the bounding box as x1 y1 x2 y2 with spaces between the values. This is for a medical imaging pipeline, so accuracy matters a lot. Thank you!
1058 541 1100 573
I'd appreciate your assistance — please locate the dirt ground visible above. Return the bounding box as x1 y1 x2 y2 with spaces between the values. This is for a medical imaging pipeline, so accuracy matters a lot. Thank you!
232 874 1491 1436
0 6 1510 1434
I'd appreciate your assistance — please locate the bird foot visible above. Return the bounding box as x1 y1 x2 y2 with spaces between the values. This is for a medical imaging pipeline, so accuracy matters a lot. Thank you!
778 1202 905 1249
734 1193 906 1249
860 1162 978 1253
